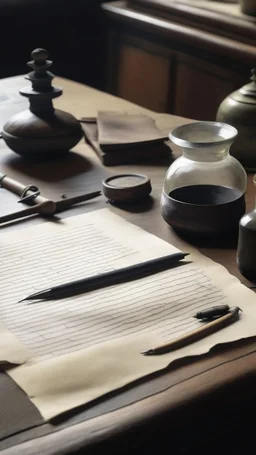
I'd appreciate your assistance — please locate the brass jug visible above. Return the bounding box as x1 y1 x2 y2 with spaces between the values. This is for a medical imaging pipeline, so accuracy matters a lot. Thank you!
216 69 256 171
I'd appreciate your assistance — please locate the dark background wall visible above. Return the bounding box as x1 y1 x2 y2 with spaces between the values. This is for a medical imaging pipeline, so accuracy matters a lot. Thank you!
0 0 108 89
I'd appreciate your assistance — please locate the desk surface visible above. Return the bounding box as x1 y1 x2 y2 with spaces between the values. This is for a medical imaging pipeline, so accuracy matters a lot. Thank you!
0 75 256 455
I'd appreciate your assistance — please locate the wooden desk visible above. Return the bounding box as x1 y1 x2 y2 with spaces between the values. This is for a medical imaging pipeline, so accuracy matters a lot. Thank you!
0 75 256 455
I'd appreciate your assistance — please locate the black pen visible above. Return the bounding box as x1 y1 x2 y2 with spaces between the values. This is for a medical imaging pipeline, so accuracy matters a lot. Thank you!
18 252 189 302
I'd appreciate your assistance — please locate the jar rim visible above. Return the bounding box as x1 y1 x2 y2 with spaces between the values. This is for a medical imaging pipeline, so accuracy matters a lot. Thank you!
169 121 238 149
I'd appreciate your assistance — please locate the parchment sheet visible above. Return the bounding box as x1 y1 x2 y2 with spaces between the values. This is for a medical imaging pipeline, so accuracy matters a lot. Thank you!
0 209 255 420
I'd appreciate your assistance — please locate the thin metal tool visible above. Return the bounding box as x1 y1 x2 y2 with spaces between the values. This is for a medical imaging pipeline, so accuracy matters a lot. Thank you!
0 201 56 224
0 172 101 224
54 191 101 213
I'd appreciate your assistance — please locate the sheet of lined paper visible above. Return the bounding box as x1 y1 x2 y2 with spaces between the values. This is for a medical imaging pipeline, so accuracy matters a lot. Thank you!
0 209 228 361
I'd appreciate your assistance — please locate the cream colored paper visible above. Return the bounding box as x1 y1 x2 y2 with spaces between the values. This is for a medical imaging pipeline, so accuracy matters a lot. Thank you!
0 321 31 365
0 209 182 362
1 209 256 420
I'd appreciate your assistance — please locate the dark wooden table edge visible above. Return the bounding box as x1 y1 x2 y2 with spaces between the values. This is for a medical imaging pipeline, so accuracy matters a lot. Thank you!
2 337 256 454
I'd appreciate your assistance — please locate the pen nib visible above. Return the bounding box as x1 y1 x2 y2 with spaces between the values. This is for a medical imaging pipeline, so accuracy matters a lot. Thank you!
141 349 153 356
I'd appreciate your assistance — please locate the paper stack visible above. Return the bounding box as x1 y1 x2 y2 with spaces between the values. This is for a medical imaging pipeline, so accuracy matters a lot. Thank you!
81 111 172 165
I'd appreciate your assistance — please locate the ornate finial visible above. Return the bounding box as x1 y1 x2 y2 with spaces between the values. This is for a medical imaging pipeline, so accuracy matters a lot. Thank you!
27 48 53 75
26 48 54 88
19 48 62 113
1 47 83 157
31 48 49 63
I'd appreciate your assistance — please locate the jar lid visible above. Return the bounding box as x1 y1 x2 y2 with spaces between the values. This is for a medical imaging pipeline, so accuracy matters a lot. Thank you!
231 68 256 105
102 173 152 202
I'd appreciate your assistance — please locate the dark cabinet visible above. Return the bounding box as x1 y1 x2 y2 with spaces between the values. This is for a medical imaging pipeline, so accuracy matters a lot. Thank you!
102 0 256 120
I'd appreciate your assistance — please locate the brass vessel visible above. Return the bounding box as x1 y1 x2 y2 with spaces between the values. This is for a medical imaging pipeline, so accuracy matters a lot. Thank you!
2 48 83 158
216 69 256 171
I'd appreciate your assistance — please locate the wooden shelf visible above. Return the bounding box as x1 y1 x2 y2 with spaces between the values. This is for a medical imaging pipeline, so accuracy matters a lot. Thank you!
129 0 256 43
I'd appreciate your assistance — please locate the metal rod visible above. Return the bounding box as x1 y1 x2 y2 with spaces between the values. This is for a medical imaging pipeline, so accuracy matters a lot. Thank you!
0 173 50 205
0 201 56 225
0 172 101 223
55 191 101 212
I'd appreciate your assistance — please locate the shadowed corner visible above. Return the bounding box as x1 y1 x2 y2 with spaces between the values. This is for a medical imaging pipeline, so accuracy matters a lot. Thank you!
1 149 94 183
107 195 155 213
169 226 239 250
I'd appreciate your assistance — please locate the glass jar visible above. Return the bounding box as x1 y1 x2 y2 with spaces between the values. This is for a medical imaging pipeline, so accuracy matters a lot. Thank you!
160 121 247 237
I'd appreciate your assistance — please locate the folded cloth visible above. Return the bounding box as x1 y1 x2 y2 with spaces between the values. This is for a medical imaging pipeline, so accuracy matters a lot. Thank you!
81 117 171 166
97 111 169 151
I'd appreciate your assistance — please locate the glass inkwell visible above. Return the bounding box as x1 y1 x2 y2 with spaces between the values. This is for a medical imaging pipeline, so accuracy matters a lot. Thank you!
161 122 247 238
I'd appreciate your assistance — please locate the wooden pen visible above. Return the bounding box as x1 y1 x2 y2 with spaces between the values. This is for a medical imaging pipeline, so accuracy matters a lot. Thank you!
142 306 241 355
